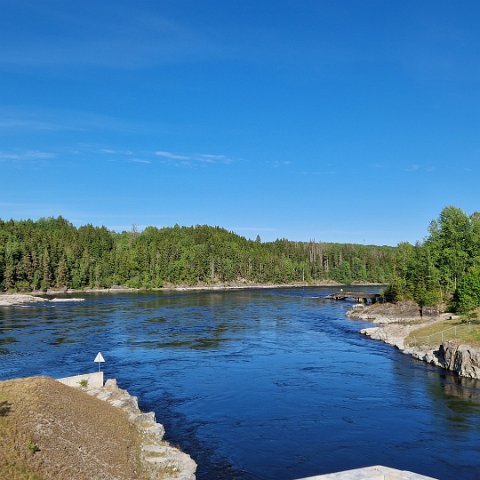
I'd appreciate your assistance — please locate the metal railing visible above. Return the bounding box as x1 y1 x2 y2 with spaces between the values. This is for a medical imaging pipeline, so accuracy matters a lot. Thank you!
410 321 474 347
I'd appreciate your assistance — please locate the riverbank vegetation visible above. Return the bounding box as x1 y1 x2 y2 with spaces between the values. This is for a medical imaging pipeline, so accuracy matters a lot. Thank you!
0 217 395 292
404 316 480 348
3 207 479 316
386 206 480 314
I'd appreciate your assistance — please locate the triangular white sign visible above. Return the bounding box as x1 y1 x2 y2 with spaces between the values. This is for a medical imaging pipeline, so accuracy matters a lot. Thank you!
94 352 105 363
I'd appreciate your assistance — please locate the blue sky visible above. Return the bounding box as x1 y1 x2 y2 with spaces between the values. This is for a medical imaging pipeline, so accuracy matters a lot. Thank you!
1 0 480 245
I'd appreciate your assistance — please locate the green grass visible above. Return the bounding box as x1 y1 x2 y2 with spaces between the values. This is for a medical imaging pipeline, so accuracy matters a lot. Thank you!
406 318 480 347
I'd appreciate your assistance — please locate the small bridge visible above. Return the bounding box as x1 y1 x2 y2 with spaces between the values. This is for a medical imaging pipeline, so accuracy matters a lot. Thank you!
324 291 382 304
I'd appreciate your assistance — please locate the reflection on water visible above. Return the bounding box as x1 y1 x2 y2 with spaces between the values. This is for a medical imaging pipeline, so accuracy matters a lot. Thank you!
1 287 480 480
443 377 480 403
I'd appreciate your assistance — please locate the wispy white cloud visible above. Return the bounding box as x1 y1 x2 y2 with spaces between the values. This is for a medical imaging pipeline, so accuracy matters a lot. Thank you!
130 158 151 164
0 5 221 69
99 148 134 156
369 162 438 174
268 160 293 168
0 150 55 162
405 164 436 173
0 107 161 134
0 117 64 131
195 154 232 164
155 150 191 161
154 150 234 166
194 153 232 165
0 139 235 169
297 170 336 176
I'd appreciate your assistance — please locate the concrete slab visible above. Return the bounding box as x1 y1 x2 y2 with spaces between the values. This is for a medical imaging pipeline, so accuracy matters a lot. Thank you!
296 465 437 480
57 372 104 389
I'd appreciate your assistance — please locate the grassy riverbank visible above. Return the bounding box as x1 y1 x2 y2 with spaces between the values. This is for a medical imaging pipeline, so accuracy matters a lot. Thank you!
405 316 480 347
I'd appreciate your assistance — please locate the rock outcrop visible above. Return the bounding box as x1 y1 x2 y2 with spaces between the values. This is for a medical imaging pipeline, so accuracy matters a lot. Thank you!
0 294 47 306
348 300 423 324
361 325 480 380
354 304 480 380
430 343 480 379
0 294 85 306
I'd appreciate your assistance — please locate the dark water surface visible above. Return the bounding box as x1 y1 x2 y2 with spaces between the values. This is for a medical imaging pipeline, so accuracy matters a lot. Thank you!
1 287 480 480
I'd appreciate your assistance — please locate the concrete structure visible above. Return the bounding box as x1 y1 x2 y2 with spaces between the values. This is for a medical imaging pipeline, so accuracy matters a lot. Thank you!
57 371 104 389
296 466 437 480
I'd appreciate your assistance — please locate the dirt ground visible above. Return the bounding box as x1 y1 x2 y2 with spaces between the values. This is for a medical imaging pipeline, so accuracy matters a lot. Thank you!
0 376 148 480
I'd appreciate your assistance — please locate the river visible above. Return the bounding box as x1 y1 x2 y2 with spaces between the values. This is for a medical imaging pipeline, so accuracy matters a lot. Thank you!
1 287 480 480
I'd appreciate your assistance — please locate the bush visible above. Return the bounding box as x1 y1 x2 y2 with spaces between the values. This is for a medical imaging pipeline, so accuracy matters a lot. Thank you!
26 438 39 454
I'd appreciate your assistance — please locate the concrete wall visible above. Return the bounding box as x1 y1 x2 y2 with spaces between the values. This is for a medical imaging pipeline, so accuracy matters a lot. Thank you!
296 466 437 480
57 372 104 389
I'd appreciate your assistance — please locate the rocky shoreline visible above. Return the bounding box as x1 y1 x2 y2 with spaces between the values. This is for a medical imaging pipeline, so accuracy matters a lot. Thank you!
0 293 86 306
349 302 480 380
83 378 196 480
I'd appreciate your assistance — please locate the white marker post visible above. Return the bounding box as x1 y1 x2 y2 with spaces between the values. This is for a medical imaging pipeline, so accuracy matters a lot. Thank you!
94 352 105 372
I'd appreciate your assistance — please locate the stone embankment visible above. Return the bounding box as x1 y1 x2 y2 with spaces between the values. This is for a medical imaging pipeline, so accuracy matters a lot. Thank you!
81 378 197 480
349 302 480 380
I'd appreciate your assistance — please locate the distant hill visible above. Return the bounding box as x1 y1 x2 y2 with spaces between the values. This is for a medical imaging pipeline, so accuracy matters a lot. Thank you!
0 217 395 291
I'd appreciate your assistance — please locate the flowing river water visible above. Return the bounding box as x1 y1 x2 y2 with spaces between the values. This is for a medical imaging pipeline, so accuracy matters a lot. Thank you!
1 287 480 480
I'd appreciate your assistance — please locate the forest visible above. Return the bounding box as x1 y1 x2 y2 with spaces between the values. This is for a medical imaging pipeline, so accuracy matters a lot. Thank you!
387 206 480 313
2 207 479 313
0 217 395 291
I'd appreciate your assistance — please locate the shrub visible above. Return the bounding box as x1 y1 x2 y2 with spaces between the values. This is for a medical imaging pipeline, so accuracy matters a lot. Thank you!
79 379 89 388
26 438 39 454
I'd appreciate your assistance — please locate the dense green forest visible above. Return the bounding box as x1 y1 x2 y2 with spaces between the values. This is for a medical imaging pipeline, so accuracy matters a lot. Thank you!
0 217 395 291
3 208 480 313
387 206 480 313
